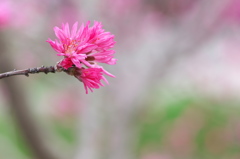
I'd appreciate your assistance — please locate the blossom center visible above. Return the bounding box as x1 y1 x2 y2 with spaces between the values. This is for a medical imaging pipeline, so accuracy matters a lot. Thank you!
64 39 79 56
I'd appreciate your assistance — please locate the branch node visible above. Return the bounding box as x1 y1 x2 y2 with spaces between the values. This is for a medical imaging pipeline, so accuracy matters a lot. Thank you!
50 66 55 73
44 69 48 74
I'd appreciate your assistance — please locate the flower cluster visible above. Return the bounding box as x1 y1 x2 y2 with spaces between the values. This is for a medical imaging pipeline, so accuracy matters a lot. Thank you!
47 21 116 93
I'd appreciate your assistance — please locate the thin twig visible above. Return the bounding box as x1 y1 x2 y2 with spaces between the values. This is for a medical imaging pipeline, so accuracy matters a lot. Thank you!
0 66 60 79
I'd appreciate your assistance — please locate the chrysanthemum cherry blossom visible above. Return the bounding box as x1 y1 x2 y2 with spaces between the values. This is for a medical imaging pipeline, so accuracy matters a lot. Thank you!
74 67 109 94
47 21 116 69
47 21 116 93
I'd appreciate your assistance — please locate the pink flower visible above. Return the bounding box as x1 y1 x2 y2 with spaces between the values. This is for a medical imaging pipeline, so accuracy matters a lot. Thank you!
59 58 74 69
74 67 109 94
47 21 116 69
86 21 115 51
88 50 117 65
47 21 116 94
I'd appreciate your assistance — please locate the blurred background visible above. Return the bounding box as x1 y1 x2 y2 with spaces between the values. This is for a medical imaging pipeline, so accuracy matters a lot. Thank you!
0 0 240 159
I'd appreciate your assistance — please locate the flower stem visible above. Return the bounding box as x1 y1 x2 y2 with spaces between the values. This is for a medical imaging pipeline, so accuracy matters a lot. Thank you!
0 66 60 79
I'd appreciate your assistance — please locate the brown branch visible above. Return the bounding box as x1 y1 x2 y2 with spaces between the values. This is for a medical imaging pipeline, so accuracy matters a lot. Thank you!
0 66 60 79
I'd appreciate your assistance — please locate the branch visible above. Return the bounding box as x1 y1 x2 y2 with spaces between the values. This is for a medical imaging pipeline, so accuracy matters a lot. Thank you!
0 66 62 79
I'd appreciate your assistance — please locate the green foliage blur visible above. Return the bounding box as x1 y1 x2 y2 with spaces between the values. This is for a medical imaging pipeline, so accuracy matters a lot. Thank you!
1 84 240 159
